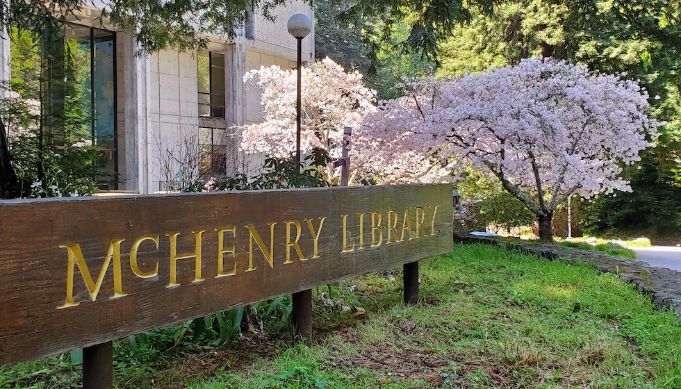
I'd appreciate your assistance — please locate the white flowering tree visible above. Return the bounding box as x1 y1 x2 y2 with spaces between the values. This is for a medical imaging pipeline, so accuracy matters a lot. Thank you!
241 58 374 181
242 58 452 184
364 59 660 241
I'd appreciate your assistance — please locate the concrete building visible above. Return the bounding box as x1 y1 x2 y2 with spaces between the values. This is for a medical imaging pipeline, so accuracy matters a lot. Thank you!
0 2 314 193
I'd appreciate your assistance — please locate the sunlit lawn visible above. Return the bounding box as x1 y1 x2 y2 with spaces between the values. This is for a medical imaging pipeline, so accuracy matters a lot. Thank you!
2 244 680 388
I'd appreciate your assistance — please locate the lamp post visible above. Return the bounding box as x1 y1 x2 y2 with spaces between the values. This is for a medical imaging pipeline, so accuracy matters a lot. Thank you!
287 14 312 169
567 195 572 239
287 13 313 343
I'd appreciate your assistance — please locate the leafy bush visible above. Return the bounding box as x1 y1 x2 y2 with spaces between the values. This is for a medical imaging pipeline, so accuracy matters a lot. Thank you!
1 95 104 198
468 192 535 232
581 161 681 242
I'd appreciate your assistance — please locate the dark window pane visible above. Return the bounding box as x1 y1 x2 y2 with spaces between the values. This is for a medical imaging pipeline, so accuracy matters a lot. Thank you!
93 34 116 177
198 127 228 176
197 51 226 118
211 107 225 118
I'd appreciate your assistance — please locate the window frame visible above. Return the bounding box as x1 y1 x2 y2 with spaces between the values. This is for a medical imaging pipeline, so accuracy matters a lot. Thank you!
197 51 226 119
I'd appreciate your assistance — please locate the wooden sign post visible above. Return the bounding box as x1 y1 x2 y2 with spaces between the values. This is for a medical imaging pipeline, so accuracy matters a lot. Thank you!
0 184 452 387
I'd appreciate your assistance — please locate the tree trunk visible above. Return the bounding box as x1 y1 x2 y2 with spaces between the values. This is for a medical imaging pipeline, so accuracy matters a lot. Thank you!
0 118 20 199
537 212 554 242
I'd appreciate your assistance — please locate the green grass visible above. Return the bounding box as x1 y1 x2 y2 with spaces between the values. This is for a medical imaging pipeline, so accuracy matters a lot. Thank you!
555 240 638 260
559 236 652 248
2 244 680 388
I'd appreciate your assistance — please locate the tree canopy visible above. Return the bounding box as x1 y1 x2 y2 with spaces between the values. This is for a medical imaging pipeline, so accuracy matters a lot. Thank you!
435 0 680 185
1 0 496 59
364 59 659 241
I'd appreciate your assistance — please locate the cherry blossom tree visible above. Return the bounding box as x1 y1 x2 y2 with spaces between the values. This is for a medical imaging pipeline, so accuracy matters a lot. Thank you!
363 59 660 241
242 58 448 183
241 58 373 181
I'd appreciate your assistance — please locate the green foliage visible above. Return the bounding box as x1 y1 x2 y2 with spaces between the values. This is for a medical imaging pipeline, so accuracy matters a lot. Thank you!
9 137 101 197
468 192 535 232
210 148 332 191
314 1 370 73
337 0 497 64
8 29 41 100
315 0 434 99
258 346 330 388
2 0 290 55
454 169 535 232
1 0 498 65
581 160 681 239
364 22 436 99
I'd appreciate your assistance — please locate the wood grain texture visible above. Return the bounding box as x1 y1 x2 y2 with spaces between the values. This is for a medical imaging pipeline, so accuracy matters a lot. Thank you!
0 184 452 364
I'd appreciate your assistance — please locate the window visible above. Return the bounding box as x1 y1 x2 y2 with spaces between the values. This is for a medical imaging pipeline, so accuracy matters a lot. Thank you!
64 25 117 188
31 24 118 188
245 6 256 40
199 127 228 176
197 52 225 118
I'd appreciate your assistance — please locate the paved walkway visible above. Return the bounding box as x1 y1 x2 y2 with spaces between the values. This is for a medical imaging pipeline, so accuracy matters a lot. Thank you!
633 246 681 271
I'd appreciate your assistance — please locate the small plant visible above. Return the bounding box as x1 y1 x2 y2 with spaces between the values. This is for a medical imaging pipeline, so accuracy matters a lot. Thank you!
207 148 332 192
500 339 544 367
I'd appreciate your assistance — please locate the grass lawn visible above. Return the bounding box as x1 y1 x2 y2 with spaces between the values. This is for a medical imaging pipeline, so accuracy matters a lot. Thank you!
554 240 638 260
2 244 681 388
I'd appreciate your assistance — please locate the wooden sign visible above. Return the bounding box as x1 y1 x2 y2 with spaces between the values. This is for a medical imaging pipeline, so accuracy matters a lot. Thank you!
0 184 452 364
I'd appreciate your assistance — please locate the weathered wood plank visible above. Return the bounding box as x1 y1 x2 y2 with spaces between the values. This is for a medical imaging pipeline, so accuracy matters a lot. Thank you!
0 184 452 364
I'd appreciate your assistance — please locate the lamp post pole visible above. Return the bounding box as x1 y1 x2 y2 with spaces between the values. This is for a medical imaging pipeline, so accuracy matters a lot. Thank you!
288 13 313 343
567 195 572 239
295 37 302 168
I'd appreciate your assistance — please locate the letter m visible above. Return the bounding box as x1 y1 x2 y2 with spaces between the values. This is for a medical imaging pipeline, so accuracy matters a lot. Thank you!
58 239 126 309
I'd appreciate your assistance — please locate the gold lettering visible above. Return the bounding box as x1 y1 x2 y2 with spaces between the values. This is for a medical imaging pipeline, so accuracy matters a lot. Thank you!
167 231 205 288
130 235 160 278
245 223 277 271
415 207 425 238
284 220 307 263
58 239 126 309
370 211 383 247
304 217 326 258
400 208 413 241
429 205 439 236
386 210 398 244
341 214 355 253
216 227 237 277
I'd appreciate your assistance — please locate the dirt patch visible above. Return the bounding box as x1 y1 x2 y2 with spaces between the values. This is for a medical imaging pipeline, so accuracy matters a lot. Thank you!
325 330 451 384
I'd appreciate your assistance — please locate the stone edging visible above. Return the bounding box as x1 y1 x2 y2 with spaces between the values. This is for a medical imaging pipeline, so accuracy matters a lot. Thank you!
456 235 681 319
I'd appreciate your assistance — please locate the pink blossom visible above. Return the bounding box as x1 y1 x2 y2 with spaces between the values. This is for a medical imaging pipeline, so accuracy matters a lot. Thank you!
362 58 659 215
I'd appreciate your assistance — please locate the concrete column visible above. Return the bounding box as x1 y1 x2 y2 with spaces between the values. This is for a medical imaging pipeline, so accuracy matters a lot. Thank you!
225 41 246 175
122 33 152 193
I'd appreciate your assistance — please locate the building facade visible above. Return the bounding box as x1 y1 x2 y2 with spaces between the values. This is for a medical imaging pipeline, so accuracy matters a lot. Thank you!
0 2 314 194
